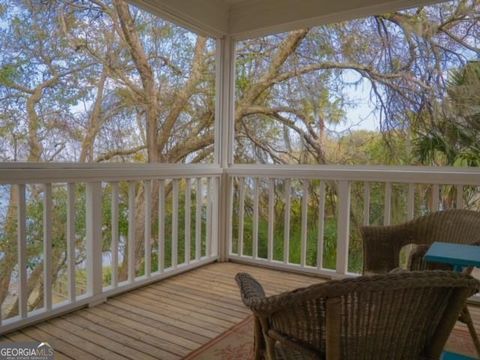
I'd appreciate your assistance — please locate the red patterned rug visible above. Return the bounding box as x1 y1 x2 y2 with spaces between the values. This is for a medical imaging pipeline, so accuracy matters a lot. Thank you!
185 316 477 359
446 325 478 358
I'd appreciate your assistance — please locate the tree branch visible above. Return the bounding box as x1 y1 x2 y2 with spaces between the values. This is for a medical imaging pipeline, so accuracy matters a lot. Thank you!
95 145 147 162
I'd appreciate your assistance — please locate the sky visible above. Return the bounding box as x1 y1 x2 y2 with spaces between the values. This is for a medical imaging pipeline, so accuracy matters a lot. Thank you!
332 70 378 134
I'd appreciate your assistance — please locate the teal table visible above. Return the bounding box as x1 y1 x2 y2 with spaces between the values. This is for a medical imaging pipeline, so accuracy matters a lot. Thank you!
424 242 480 272
424 242 480 358
441 351 477 360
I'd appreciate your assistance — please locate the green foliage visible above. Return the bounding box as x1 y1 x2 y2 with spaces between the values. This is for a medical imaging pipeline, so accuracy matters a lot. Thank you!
329 130 413 165
0 64 18 86
413 61 480 167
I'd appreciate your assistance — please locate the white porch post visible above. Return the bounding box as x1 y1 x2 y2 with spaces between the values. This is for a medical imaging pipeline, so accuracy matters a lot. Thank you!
215 35 236 262
86 182 104 304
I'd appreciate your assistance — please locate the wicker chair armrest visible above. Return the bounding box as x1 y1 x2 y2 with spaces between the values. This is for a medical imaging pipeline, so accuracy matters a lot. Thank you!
236 272 328 315
235 272 266 307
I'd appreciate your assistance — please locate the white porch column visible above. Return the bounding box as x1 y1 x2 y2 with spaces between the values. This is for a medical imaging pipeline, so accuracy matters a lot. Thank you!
86 182 105 305
215 35 236 262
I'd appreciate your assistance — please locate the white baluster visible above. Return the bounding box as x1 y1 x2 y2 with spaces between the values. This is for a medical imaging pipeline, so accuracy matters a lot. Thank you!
144 180 152 277
172 179 179 268
211 177 219 257
284 179 291 264
110 182 119 287
86 182 103 301
336 181 351 275
317 181 326 270
185 178 191 264
384 182 392 226
17 184 27 318
158 180 165 273
267 179 274 261
43 184 52 311
456 185 464 209
238 177 245 256
226 176 234 257
67 183 76 300
252 178 259 260
407 184 415 220
206 177 213 258
300 180 309 267
195 178 202 260
127 182 136 283
363 182 370 226
432 184 440 211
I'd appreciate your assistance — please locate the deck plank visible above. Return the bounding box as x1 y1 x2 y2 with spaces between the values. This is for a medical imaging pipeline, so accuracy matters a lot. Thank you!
76 310 181 360
20 326 96 360
1 262 479 359
109 296 230 336
128 289 245 323
6 332 72 360
50 317 158 360
35 321 126 360
122 292 236 327
87 306 195 354
103 298 217 340
143 285 248 317
4 331 73 360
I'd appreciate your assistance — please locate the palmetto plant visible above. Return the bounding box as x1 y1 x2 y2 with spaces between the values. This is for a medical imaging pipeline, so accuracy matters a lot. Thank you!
415 61 480 167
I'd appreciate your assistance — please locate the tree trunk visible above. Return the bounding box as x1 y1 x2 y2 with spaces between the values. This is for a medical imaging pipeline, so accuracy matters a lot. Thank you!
114 0 159 163
0 187 20 307
80 68 108 163
6 246 67 317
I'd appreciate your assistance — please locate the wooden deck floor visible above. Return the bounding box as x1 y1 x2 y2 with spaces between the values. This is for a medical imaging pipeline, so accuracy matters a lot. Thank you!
1 262 480 359
0 263 323 359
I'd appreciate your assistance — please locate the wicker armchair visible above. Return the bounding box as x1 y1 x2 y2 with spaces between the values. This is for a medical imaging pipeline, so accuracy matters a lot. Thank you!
360 209 480 275
361 209 480 355
236 271 479 360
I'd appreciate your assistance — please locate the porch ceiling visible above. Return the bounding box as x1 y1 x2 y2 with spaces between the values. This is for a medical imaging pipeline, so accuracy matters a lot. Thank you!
128 0 443 39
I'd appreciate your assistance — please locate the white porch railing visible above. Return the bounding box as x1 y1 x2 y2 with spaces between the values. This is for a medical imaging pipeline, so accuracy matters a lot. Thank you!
0 163 480 333
226 165 480 277
0 163 221 334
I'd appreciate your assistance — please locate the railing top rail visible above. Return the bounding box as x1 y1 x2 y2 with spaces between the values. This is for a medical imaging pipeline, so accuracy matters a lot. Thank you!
0 162 479 185
226 164 480 185
0 162 222 170
0 163 222 184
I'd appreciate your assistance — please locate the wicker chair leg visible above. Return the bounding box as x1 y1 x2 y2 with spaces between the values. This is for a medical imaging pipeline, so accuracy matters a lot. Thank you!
254 316 265 359
460 306 480 357
258 316 276 360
